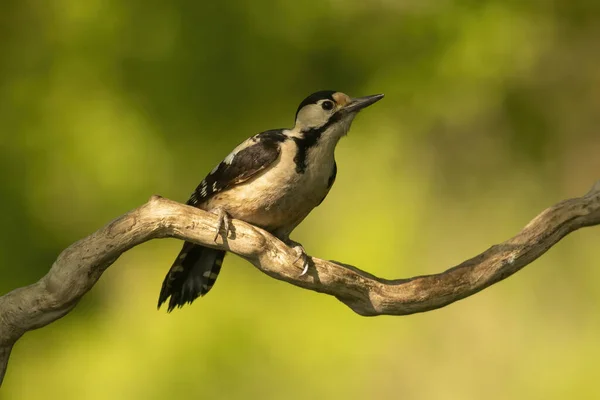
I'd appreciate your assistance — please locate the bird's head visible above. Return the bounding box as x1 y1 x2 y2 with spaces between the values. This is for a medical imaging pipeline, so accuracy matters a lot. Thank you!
293 90 384 140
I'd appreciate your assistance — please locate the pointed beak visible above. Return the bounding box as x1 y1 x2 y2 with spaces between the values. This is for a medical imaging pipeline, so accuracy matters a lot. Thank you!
343 93 385 113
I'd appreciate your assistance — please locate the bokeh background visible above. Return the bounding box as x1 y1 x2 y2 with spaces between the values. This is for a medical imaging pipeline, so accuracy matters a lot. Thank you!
1 0 600 398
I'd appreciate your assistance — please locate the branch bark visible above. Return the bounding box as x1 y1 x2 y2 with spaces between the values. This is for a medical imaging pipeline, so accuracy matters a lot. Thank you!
1 181 600 384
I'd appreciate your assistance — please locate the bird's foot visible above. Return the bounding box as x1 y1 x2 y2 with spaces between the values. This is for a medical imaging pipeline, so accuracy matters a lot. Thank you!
212 208 232 242
285 239 310 276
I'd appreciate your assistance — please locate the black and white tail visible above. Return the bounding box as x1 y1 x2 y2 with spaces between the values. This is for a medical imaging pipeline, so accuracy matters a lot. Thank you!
158 242 225 312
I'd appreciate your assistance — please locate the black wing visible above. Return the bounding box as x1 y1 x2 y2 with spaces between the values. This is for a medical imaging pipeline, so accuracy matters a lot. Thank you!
187 129 287 206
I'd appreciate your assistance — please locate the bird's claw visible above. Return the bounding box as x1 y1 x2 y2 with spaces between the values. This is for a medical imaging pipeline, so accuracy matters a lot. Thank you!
213 208 231 243
290 242 309 276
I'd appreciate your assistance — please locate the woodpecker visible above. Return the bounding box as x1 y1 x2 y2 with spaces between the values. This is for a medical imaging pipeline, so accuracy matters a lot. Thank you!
158 90 384 311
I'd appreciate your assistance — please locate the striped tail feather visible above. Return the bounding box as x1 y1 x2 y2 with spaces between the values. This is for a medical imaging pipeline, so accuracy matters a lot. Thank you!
158 242 225 312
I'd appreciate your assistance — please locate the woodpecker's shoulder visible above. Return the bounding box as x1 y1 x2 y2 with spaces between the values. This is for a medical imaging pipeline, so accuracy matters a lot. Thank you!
187 129 288 206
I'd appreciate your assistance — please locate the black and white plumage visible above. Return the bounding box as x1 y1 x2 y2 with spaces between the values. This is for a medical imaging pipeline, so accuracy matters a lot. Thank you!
158 90 384 311
186 130 287 207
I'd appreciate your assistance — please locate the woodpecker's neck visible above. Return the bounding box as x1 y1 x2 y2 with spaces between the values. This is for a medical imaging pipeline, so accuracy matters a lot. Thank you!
286 115 354 174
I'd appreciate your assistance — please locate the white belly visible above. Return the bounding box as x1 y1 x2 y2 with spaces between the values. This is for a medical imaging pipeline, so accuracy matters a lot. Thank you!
203 140 334 238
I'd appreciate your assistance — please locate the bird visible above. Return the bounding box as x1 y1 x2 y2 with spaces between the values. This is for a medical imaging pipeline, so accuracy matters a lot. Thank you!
158 90 384 312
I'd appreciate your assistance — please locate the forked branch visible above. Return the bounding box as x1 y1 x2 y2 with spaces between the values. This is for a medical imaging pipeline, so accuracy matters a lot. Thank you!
1 181 600 384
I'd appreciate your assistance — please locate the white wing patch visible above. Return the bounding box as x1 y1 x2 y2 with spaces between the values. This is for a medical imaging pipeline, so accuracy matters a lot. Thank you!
223 136 260 165
223 152 236 165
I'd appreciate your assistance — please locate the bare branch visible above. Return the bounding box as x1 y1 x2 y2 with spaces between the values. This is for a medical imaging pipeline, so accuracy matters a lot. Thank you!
1 181 599 384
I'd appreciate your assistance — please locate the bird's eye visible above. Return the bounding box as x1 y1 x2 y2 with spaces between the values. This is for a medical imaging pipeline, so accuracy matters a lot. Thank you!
321 101 334 111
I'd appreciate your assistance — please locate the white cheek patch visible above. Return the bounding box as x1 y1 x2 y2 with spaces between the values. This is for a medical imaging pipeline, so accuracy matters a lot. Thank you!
297 104 329 128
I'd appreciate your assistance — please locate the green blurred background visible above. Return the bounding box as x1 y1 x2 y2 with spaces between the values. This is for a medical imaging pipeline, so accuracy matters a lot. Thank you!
1 0 600 398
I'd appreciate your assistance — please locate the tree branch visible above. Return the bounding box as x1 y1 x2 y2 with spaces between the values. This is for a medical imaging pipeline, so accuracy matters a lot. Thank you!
1 181 600 384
